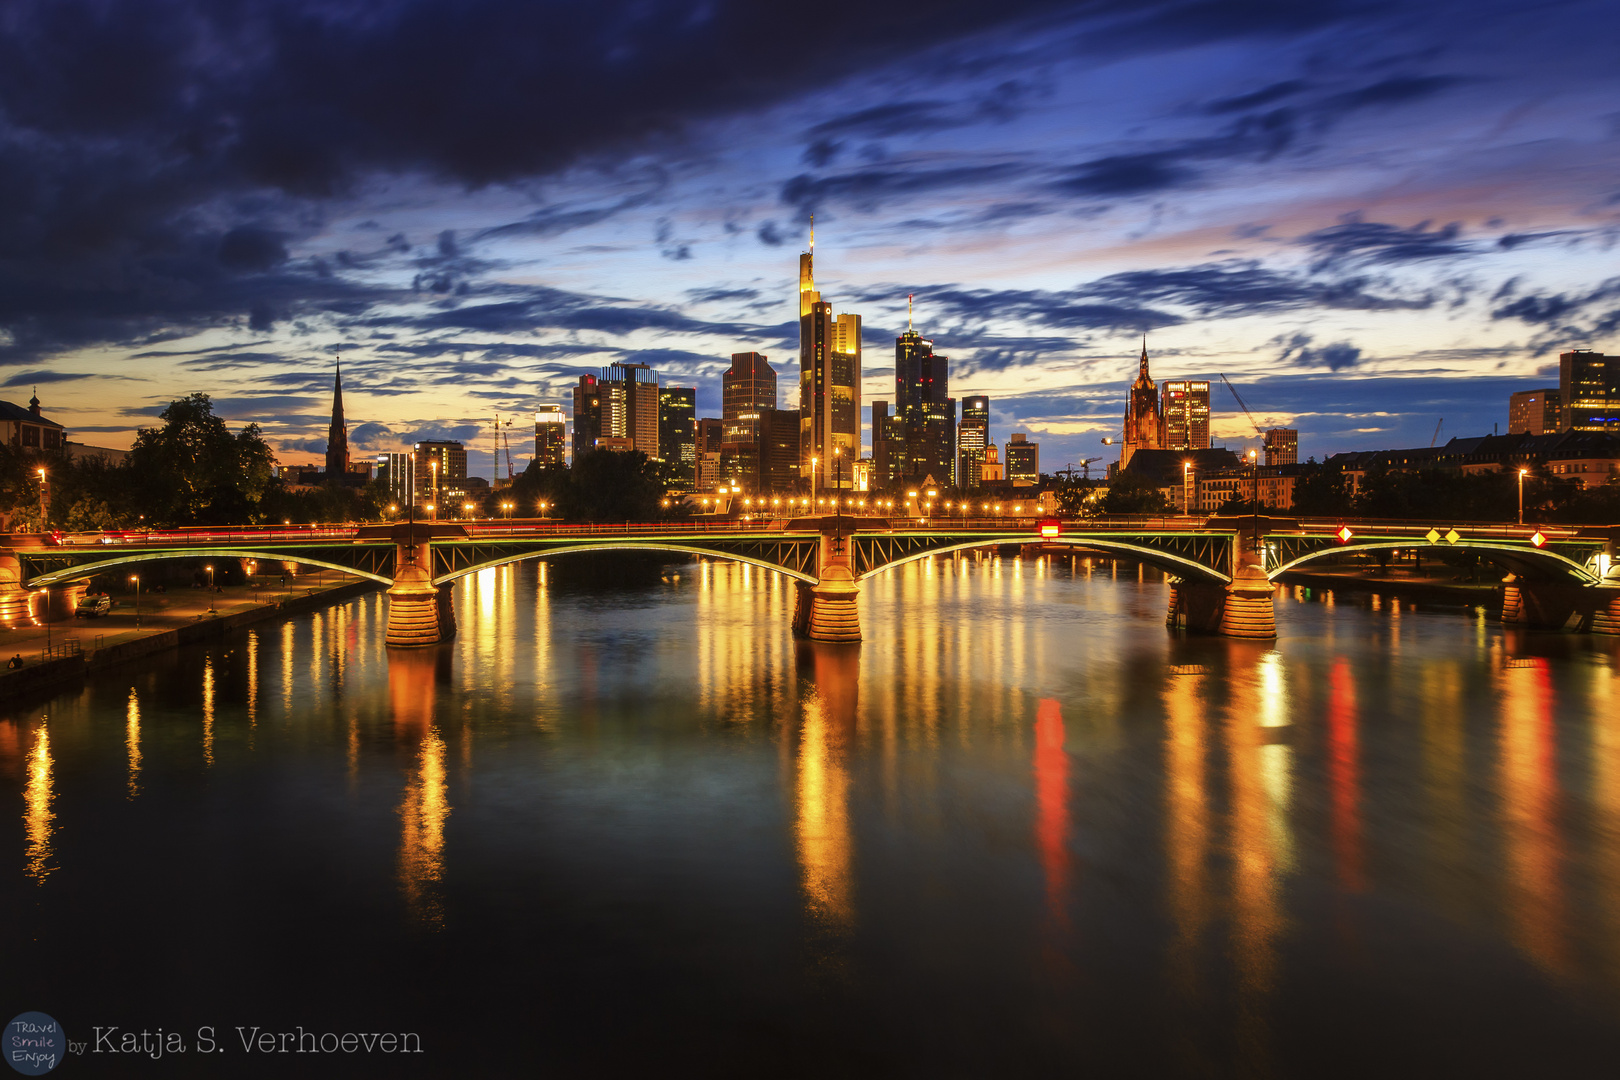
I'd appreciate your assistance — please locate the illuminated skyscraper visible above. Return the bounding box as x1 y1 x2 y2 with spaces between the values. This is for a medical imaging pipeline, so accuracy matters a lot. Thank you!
798 228 861 489
722 352 776 445
1161 380 1210 450
1508 388 1561 435
1006 433 1039 485
534 405 566 468
572 374 601 459
658 387 696 490
413 441 466 505
599 361 660 456
1264 427 1298 466
895 319 955 485
958 395 989 491
1559 350 1618 432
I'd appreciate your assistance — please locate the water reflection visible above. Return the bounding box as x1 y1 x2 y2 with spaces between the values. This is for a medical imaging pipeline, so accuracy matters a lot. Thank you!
1164 670 1210 1001
1497 657 1568 977
1326 659 1365 896
126 688 142 800
392 648 448 928
202 652 216 767
23 723 54 885
795 643 856 943
1033 698 1070 935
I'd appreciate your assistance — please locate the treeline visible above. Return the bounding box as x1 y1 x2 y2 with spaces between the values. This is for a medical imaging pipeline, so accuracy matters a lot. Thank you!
1289 461 1620 524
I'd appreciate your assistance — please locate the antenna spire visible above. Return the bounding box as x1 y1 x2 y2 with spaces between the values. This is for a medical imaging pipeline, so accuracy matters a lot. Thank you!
908 293 913 331
809 213 814 253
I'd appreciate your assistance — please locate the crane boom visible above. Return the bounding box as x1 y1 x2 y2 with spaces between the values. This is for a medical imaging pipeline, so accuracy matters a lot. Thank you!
1217 373 1266 440
1430 418 1443 448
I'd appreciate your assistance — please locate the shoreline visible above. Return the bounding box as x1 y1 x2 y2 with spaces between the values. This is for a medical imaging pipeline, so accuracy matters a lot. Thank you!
0 578 381 705
1275 568 1503 608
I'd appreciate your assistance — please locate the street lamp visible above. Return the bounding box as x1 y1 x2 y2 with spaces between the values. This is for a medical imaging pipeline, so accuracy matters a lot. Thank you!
129 574 141 629
206 565 215 613
430 460 439 521
1518 467 1528 525
1248 448 1260 552
833 447 843 520
36 468 46 525
1183 460 1193 516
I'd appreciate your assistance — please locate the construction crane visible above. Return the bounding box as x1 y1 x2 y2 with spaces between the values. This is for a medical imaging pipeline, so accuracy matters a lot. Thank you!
1077 456 1102 480
1217 373 1273 459
500 416 515 481
1430 418 1444 447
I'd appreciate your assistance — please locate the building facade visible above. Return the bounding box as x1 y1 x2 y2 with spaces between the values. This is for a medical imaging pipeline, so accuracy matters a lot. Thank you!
1508 388 1561 436
413 441 467 507
1558 350 1617 432
1161 380 1210 450
722 353 776 446
376 452 415 506
533 405 567 468
798 242 861 489
1264 427 1299 466
599 361 660 457
1 394 65 452
571 375 601 460
957 395 989 490
1121 341 1164 469
1005 433 1039 485
658 388 696 491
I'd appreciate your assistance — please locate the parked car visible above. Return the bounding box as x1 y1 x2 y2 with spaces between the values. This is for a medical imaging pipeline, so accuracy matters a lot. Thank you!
74 594 112 618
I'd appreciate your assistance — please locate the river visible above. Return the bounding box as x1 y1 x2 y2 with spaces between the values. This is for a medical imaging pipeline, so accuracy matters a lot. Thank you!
4 552 1620 1077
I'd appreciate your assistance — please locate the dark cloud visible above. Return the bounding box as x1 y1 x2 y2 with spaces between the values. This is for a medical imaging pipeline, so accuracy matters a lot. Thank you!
2 368 134 386
756 220 786 246
1052 153 1192 196
1273 331 1363 371
781 163 1023 216
687 287 761 304
1317 74 1464 117
1299 215 1473 271
1488 276 1620 345
1203 80 1311 115
1050 107 1298 198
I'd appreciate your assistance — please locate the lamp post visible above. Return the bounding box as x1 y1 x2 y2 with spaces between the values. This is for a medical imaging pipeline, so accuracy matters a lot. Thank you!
1518 467 1528 525
1183 461 1193 517
42 585 50 655
430 460 439 521
206 564 215 613
833 447 842 522
130 573 141 629
36 468 47 526
1248 448 1260 553
810 455 818 502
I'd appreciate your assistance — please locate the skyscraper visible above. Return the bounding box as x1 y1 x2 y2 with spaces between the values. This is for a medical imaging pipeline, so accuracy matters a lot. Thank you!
1508 388 1561 435
413 441 467 506
722 353 776 446
534 405 566 468
1559 350 1618 432
895 321 955 485
325 361 350 480
376 452 414 505
1006 433 1039 485
1162 380 1210 450
871 400 907 486
659 387 696 490
1121 340 1163 469
798 230 861 489
572 374 601 459
958 395 989 491
599 361 660 456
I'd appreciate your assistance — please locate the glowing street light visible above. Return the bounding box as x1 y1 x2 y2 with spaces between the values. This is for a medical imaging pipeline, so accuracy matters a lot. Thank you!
129 573 141 628
1518 467 1528 525
206 564 215 614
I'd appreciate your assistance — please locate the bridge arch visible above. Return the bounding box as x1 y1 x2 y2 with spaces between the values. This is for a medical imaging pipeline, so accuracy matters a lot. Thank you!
860 536 1232 585
1268 539 1600 585
431 542 818 586
23 549 394 588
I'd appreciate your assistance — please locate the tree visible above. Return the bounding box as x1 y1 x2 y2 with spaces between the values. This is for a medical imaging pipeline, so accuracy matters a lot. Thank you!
127 393 277 525
555 449 665 522
1290 461 1354 516
1098 471 1172 514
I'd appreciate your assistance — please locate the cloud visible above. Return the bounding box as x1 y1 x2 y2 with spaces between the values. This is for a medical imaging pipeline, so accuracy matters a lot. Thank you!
781 162 1024 215
1203 80 1312 115
1299 215 1474 271
1272 331 1363 372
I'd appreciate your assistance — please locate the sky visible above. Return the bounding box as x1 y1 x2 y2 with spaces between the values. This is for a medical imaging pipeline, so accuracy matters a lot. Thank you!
1 0 1617 480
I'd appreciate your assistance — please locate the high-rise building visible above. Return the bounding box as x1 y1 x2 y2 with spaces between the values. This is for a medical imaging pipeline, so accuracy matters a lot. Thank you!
1508 388 1561 436
376 452 414 505
534 405 567 468
572 374 601 460
871 400 909 486
413 441 467 506
798 233 861 489
1558 350 1617 432
1121 340 1163 469
1264 427 1299 466
1162 380 1211 450
599 361 660 456
325 361 350 480
760 407 801 493
894 325 955 485
658 387 696 490
958 395 990 491
1006 433 1039 485
722 353 776 446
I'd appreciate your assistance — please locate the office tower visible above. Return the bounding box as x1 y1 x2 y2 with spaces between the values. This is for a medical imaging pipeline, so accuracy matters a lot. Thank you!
1005 433 1039 485
871 400 909 486
761 408 801 492
1121 339 1163 469
533 405 567 468
895 321 956 485
376 452 414 505
658 387 696 490
798 233 861 489
1558 350 1616 431
1162 379 1211 450
413 441 467 505
958 395 989 491
324 361 350 479
598 361 660 456
1508 388 1561 435
572 374 601 459
1264 427 1299 466
722 353 776 446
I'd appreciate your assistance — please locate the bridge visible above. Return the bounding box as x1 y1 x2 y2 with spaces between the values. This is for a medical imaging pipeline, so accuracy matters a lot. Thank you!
1 516 1615 645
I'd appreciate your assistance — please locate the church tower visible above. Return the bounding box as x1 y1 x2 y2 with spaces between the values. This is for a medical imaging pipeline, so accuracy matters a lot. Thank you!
325 359 350 481
1121 338 1162 469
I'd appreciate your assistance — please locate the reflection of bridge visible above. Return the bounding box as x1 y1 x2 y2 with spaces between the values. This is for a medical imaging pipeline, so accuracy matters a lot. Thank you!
2 516 1616 644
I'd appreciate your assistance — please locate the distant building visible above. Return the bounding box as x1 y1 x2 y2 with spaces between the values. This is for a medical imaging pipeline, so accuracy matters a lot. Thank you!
981 444 1004 484
798 236 861 489
761 407 801 492
1558 350 1616 432
600 361 660 457
1 392 65 453
376 452 415 505
658 388 696 490
414 441 467 506
572 374 601 460
1162 380 1210 450
1005 433 1039 486
1264 427 1299 466
722 353 775 446
64 441 129 465
871 400 906 486
1121 340 1163 469
534 405 567 468
895 325 956 486
1329 430 1620 494
958 395 990 491
1508 388 1561 436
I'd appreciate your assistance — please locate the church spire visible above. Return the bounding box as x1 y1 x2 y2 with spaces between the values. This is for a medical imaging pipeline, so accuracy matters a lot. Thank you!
325 352 350 482
1139 335 1149 377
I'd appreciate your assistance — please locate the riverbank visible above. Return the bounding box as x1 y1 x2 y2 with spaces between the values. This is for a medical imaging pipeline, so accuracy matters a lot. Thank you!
0 576 380 701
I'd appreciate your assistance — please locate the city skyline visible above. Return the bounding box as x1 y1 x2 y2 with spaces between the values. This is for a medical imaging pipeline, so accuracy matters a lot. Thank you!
0 1 1617 476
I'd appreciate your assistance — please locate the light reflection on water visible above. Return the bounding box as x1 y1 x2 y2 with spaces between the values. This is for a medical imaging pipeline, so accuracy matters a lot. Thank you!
3 552 1620 1073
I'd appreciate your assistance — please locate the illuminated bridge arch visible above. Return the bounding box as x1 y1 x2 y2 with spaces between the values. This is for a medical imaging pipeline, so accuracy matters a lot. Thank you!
22 548 395 589
853 533 1234 586
1267 538 1602 585
429 538 820 586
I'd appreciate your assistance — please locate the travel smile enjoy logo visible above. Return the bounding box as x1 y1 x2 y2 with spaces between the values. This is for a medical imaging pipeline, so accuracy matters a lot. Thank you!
4 1013 64 1076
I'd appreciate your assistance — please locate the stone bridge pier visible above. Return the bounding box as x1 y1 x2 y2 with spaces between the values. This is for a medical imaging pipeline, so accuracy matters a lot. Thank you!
792 517 861 643
1166 531 1275 639
385 524 459 648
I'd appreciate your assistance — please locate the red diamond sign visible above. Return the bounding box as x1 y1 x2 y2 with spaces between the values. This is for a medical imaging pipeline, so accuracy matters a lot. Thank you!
1337 525 1353 543
1531 531 1546 548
